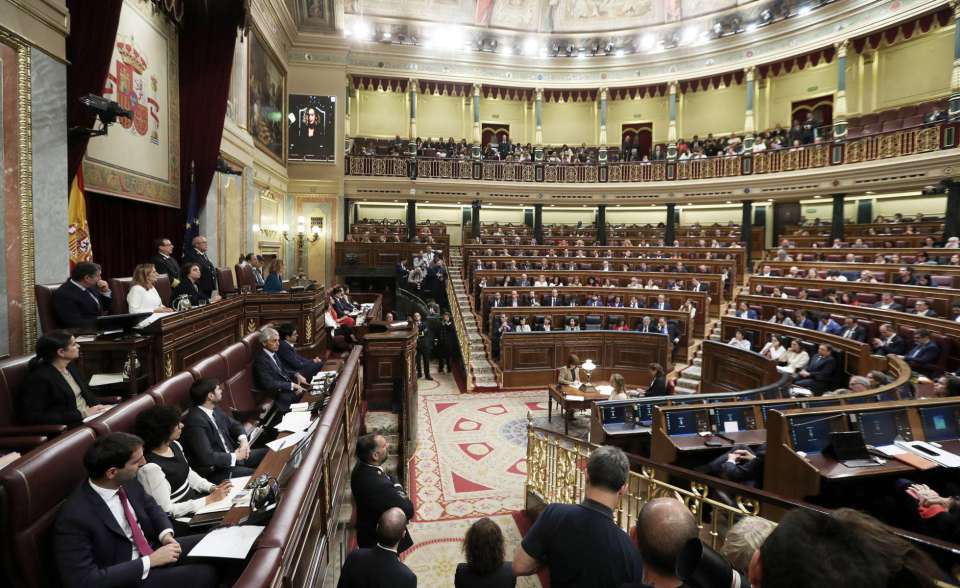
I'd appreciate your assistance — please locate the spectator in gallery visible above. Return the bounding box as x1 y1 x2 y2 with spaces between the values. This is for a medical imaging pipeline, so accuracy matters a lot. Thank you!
622 498 699 588
455 517 516 588
720 516 775 581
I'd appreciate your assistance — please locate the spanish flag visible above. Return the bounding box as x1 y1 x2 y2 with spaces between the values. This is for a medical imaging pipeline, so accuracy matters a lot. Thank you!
67 168 93 270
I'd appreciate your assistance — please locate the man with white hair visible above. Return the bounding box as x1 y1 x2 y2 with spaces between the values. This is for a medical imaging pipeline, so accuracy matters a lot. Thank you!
253 326 307 412
944 236 959 249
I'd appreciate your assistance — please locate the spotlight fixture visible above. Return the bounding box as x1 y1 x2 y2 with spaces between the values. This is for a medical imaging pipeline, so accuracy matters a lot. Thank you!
70 94 133 138
640 33 655 50
745 22 758 33
565 44 574 56
603 41 613 55
614 48 624 57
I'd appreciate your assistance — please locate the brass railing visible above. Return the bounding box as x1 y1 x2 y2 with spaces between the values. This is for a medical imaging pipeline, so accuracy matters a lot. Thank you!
525 419 960 571
446 268 473 390
346 122 955 184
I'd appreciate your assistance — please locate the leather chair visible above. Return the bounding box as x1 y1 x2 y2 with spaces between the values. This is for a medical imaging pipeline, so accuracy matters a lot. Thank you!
85 393 155 437
234 264 256 291
188 354 228 384
147 371 196 412
154 274 172 306
34 283 62 334
0 355 66 447
220 342 268 426
584 315 602 330
108 277 134 315
216 267 238 297
0 427 97 588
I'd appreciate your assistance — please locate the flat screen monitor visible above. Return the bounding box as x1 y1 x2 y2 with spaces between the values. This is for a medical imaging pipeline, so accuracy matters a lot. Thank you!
600 403 625 424
856 409 912 446
287 95 336 161
666 409 709 436
789 415 841 454
714 407 755 432
919 406 960 442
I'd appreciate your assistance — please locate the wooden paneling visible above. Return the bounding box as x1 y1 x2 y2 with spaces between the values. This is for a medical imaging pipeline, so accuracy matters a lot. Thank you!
700 340 778 394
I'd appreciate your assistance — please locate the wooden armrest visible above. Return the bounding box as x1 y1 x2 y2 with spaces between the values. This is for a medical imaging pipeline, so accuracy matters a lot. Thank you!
0 434 48 451
0 424 67 437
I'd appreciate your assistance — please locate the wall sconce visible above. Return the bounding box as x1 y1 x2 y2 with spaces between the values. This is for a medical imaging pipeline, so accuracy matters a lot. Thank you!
297 216 324 243
253 223 291 241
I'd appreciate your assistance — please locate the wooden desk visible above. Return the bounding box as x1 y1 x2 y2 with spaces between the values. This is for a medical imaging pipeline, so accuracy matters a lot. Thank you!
669 430 767 451
78 334 155 396
548 384 613 435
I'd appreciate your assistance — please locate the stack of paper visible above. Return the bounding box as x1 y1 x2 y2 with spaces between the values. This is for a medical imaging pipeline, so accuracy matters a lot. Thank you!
89 373 126 386
266 430 308 452
193 476 252 515
188 526 264 559
288 402 311 412
276 411 312 433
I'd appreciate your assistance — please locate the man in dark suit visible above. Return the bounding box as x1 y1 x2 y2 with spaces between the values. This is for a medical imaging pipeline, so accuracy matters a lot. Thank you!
350 434 414 554
872 293 903 312
249 254 266 288
794 344 837 395
840 317 867 342
490 292 504 309
414 312 433 380
905 329 941 375
52 261 112 330
872 323 907 356
253 326 307 412
338 508 416 588
545 289 562 307
653 294 672 311
181 378 266 483
913 299 939 318
151 237 181 288
277 322 324 379
53 432 218 588
689 277 708 292
181 235 217 299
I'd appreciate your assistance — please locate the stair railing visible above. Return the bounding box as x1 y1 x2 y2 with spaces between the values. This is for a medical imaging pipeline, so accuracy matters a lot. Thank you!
446 275 473 390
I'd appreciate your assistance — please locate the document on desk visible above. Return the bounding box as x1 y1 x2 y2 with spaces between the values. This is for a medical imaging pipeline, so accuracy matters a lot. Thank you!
565 394 585 401
267 430 308 452
134 313 164 329
193 475 252 515
89 373 126 386
289 402 311 412
896 441 960 468
276 411 312 433
188 525 264 559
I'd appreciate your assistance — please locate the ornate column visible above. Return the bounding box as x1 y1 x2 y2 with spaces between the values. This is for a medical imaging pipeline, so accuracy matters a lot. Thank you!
743 67 756 150
951 1 960 119
831 194 845 242
945 180 960 239
406 200 417 242
471 199 481 238
598 87 608 162
833 40 849 140
667 81 678 159
344 75 351 136
741 201 753 263
533 204 543 243
665 204 676 245
472 84 482 159
596 205 607 246
408 78 418 155
534 88 544 161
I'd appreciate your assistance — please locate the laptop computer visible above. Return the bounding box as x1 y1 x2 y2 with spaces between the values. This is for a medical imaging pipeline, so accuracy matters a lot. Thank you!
827 431 883 468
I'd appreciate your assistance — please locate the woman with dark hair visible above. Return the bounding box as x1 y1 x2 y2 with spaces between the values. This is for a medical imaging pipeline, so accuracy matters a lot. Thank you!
172 262 218 307
558 354 581 386
134 405 230 533
455 517 515 587
18 331 111 425
644 363 667 396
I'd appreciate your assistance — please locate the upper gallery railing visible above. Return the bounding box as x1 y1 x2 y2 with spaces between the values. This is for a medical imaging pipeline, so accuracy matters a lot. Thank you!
346 122 955 184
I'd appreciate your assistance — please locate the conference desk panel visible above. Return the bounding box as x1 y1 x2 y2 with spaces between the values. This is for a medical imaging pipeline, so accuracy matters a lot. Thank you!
463 245 747 283
240 290 329 354
720 316 885 377
699 340 779 394
499 331 669 388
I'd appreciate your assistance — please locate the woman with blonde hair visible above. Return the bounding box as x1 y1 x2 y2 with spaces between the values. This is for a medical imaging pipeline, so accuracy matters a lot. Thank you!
127 263 174 314
610 373 629 400
263 258 285 292
558 354 581 386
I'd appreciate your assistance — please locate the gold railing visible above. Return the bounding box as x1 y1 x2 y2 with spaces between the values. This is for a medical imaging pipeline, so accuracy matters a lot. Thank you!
525 418 761 550
447 270 473 390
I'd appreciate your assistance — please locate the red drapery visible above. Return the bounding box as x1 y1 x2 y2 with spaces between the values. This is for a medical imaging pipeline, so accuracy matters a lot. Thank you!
65 0 124 184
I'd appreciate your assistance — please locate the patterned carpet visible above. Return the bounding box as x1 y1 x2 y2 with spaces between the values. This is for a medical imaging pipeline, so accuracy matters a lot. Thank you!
399 374 546 587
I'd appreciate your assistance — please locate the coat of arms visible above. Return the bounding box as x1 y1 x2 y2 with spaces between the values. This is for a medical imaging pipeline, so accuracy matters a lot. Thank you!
105 36 161 145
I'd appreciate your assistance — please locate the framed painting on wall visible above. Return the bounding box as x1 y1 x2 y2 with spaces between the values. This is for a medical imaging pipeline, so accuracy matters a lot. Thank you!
83 0 181 208
248 28 286 163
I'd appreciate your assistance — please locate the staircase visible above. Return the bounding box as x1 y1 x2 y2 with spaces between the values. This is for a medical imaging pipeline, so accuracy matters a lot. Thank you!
674 320 722 394
448 248 498 388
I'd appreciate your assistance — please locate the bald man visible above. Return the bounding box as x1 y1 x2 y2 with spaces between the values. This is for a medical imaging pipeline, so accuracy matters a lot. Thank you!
337 508 416 588
625 498 699 588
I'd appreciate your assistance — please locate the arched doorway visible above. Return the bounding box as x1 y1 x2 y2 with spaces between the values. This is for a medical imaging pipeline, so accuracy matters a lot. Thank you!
481 123 510 146
621 122 653 160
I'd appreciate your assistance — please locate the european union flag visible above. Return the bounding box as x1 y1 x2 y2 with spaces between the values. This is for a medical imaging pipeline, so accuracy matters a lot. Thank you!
183 161 199 255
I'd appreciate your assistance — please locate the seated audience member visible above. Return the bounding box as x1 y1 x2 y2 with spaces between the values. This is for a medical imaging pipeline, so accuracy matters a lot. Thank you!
748 508 944 588
905 329 941 375
325 298 359 345
623 498 698 588
565 317 581 331
780 339 810 374
644 363 667 396
933 374 960 397
872 323 907 356
52 261 112 329
848 375 872 392
609 373 630 400
338 508 416 588
734 302 757 319
151 237 181 288
276 322 324 379
702 445 766 487
728 330 752 351
18 331 110 425
127 264 174 315
172 262 220 307
262 258 286 292
455 517 516 588
839 317 866 342
53 432 218 588
254 326 308 411
652 294 671 310
181 378 266 483
719 516 776 582
513 446 643 586
558 354 581 386
760 335 786 361
134 406 229 527
872 292 903 312
351 434 415 553
913 299 938 317
794 343 837 395
817 315 842 335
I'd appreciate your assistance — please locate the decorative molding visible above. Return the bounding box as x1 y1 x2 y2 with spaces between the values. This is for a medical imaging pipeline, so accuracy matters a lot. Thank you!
13 34 36 352
0 0 68 61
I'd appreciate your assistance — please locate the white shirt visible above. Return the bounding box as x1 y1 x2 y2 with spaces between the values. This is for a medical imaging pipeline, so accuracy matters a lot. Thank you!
89 480 173 579
728 338 752 351
136 443 215 518
127 285 164 314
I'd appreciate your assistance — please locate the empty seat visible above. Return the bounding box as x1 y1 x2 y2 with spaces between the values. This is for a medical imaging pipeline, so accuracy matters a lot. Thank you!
930 275 955 288
217 267 238 297
846 126 863 139
863 123 882 135
584 315 602 330
34 283 62 334
860 113 879 126
147 371 196 412
188 353 228 384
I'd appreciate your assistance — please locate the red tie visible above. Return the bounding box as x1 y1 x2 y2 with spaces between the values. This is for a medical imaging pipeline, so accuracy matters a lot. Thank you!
117 487 154 556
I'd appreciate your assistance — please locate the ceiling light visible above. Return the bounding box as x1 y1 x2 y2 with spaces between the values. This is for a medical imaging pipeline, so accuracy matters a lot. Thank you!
577 49 586 59
712 22 723 35
797 5 812 17
681 27 698 44
615 49 624 57
726 201 732 204
745 22 758 33
523 38 538 56
501 45 513 56
382 30 392 41
767 198 774 202
353 21 371 40
814 195 822 198
538 47 548 58
640 34 655 50
344 28 353 38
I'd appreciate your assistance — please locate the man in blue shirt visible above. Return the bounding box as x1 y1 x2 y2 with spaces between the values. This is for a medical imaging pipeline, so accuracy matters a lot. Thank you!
513 446 643 587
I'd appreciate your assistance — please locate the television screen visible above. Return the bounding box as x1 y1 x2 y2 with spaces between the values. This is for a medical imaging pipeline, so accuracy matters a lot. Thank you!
715 407 755 431
666 409 709 436
919 407 960 442
857 410 912 445
789 415 838 454
288 94 336 161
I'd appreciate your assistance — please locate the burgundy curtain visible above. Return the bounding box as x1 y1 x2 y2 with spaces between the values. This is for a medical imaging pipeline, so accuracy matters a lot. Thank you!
178 0 246 214
85 193 183 278
65 0 125 183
